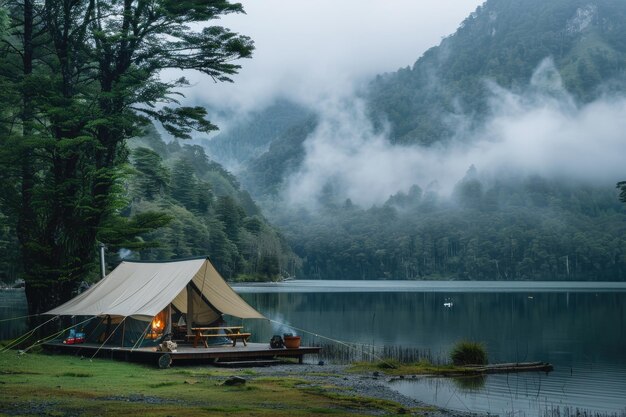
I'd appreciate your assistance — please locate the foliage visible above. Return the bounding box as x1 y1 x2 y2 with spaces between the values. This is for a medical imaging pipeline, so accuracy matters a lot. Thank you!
450 341 488 366
0 0 253 314
240 116 319 196
131 147 170 201
124 130 300 281
617 181 626 204
269 176 626 281
0 6 7 34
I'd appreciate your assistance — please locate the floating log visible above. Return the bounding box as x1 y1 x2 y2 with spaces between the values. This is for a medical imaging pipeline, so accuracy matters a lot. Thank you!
464 361 553 374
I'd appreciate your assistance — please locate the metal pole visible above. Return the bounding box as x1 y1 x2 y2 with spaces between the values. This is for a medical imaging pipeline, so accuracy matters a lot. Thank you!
186 284 193 336
165 304 172 339
99 243 106 279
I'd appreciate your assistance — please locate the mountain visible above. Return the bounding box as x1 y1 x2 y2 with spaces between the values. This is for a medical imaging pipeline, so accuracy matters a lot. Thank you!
201 99 313 172
367 0 626 145
200 0 626 281
236 0 626 200
122 126 300 281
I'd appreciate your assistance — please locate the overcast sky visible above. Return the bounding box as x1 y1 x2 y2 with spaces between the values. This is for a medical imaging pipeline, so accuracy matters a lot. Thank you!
181 0 484 112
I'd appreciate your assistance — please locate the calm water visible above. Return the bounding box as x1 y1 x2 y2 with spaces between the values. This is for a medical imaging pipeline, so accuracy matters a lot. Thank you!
2 281 626 415
233 281 626 416
0 289 28 340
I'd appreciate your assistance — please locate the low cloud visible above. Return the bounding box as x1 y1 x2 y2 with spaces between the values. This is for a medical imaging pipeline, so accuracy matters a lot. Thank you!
170 0 484 115
283 59 626 208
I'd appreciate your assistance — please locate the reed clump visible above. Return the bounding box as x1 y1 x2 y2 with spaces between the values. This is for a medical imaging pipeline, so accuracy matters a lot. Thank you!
449 341 487 366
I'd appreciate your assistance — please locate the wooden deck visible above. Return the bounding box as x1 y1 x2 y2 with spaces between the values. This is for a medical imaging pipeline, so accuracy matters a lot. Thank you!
42 341 321 368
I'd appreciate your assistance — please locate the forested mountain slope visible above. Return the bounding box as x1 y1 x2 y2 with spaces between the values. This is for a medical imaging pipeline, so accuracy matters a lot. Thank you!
367 0 626 145
123 127 300 281
204 0 626 281
237 0 626 199
278 176 626 281
202 99 313 171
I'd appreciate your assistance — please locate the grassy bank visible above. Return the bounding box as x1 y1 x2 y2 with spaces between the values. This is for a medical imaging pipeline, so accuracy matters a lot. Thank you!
349 359 476 377
0 352 414 417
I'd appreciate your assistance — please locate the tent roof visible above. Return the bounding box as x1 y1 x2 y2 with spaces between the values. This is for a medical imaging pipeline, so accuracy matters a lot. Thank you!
46 257 265 320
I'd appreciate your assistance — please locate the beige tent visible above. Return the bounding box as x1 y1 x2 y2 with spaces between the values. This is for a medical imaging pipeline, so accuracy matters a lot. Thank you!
46 257 265 326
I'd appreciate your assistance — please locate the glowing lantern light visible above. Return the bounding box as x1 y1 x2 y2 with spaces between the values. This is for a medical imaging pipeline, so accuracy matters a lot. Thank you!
152 318 163 332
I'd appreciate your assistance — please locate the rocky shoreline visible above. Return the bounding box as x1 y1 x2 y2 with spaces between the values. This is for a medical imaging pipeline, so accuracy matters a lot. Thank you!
233 363 479 416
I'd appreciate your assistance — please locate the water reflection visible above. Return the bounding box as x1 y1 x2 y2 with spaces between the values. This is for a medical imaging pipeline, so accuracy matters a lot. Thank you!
240 291 626 367
0 290 28 340
238 290 626 414
452 375 486 391
391 364 626 414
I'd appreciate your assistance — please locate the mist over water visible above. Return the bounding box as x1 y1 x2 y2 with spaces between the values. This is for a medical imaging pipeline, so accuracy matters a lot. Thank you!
283 59 626 209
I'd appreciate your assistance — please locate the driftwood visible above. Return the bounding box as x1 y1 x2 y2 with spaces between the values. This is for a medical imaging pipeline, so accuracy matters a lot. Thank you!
464 361 553 374
387 361 554 382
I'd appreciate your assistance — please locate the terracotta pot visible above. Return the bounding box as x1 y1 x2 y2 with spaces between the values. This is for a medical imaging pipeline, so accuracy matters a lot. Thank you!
283 335 301 349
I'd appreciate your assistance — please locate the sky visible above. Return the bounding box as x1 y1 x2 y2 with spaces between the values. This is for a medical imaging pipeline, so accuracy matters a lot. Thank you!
179 0 485 112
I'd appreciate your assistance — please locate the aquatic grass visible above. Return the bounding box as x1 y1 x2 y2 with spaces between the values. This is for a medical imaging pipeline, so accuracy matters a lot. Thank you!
375 358 401 369
539 406 626 417
314 341 442 365
449 341 487 366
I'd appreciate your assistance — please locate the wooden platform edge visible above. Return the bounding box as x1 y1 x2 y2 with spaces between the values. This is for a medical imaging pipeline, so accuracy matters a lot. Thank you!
41 342 322 367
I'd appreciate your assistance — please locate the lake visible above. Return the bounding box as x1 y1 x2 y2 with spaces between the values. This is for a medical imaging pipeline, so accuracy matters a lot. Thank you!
2 281 626 415
233 281 626 416
0 289 28 340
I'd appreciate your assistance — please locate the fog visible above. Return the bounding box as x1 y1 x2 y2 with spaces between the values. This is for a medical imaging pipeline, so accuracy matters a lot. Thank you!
176 0 484 113
283 59 626 208
164 2 626 210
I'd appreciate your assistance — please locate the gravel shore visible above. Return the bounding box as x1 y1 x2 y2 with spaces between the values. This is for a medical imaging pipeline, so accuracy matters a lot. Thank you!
230 363 480 417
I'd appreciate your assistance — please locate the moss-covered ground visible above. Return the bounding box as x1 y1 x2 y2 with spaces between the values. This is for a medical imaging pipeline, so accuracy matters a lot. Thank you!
349 359 475 377
0 352 415 416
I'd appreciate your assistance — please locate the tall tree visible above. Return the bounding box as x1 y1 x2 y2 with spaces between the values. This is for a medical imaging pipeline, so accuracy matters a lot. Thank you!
617 181 626 203
0 0 253 316
131 147 170 201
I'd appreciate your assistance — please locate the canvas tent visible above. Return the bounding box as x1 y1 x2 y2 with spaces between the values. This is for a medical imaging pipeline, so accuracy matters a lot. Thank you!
46 257 265 347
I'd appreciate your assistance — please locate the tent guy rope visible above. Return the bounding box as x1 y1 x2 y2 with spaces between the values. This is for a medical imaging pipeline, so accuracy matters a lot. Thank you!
21 316 97 354
90 317 127 360
0 315 59 354
267 318 391 364
0 313 41 323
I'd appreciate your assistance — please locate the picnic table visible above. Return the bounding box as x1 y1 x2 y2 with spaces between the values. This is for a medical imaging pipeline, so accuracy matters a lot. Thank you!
188 326 251 348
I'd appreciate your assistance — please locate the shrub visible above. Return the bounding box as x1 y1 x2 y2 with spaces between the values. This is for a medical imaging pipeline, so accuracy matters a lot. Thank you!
450 341 487 366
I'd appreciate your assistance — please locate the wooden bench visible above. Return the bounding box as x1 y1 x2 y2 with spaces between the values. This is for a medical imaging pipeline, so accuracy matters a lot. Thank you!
188 327 251 348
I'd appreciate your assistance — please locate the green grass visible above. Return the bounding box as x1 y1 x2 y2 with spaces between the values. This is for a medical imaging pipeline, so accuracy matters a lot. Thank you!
0 351 415 416
57 371 93 378
349 359 478 377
